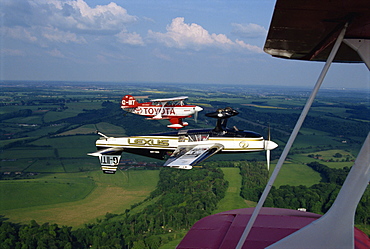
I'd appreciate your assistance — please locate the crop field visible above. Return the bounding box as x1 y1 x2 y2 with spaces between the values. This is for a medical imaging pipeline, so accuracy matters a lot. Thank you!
25 159 65 172
271 161 321 187
95 122 127 136
292 133 359 151
56 124 96 136
0 173 95 211
1 147 55 159
213 167 254 214
0 170 159 227
31 136 97 158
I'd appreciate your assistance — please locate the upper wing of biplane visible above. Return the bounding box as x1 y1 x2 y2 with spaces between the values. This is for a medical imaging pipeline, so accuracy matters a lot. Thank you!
164 143 224 169
150 96 188 102
264 0 370 66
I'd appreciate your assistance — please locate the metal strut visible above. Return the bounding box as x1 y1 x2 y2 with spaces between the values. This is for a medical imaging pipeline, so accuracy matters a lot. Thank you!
235 23 349 249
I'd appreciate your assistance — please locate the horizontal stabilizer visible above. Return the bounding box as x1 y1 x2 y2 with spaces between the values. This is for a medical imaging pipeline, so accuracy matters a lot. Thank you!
88 147 124 157
167 124 184 129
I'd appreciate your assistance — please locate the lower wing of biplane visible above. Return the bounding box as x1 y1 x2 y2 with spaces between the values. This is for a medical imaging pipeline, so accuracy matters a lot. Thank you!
88 143 224 173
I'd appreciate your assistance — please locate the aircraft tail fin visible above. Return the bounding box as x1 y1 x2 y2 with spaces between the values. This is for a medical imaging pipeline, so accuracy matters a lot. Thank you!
88 145 124 174
121 95 139 109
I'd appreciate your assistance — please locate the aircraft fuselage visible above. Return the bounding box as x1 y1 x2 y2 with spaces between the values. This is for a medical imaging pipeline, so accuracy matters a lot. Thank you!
130 106 194 118
95 128 275 160
89 107 278 173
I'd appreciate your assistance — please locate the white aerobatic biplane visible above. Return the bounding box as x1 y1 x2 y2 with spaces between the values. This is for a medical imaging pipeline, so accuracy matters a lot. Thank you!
120 95 203 129
88 107 278 174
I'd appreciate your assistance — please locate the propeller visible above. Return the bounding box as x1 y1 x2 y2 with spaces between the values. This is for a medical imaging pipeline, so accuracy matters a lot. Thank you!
193 106 203 123
266 149 271 171
264 125 277 171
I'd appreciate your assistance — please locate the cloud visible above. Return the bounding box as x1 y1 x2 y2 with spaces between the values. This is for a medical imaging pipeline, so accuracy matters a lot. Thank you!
148 17 230 50
42 27 86 44
152 48 172 61
0 48 25 56
1 26 38 43
116 31 144 46
51 0 138 34
148 17 262 53
1 0 138 46
231 23 267 39
235 39 263 53
46 48 65 58
96 51 132 63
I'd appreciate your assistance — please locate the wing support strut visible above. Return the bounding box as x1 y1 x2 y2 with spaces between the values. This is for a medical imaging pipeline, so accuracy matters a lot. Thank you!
344 39 370 70
267 133 370 248
236 23 349 249
153 102 166 119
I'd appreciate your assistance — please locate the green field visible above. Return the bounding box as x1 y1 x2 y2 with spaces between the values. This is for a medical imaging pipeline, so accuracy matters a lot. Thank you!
0 173 95 210
0 170 159 227
271 161 321 187
96 122 127 136
213 167 254 213
1 82 368 239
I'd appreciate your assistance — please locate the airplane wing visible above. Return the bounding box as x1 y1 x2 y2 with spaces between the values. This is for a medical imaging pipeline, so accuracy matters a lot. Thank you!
88 147 124 174
164 143 224 169
150 96 188 102
264 0 370 64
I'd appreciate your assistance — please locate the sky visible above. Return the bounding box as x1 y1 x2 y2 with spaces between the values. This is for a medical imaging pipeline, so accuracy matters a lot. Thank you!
1 0 369 89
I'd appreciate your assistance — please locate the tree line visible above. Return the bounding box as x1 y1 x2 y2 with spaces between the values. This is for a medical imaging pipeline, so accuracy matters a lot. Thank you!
239 161 369 225
237 107 369 139
1 162 368 248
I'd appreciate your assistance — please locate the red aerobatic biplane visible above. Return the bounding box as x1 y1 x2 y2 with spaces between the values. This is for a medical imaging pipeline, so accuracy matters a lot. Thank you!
120 95 203 129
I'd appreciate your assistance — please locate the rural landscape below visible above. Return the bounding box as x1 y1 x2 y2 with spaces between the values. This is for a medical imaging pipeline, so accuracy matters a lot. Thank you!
0 80 369 248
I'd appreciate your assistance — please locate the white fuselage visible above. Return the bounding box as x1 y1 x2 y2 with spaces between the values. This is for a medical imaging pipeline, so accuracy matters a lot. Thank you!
95 135 271 153
131 106 196 118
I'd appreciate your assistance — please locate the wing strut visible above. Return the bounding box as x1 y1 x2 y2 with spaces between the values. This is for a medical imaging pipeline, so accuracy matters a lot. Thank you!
153 102 166 119
267 133 370 247
344 39 370 70
236 22 349 249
